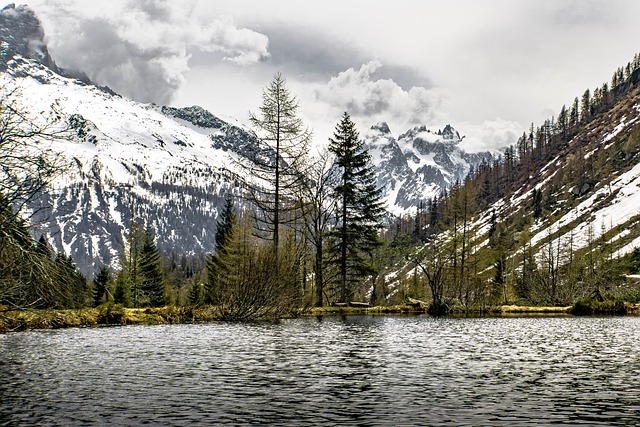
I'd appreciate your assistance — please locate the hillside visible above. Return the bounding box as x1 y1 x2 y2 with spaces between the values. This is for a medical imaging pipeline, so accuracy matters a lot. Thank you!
383 54 640 309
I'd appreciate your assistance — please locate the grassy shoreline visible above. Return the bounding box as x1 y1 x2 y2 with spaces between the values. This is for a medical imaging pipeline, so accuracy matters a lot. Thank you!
2 302 639 333
306 304 575 316
0 305 221 333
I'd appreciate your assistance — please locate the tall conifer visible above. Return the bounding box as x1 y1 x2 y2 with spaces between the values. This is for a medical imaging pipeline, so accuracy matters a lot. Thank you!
206 195 237 304
328 112 385 303
138 227 166 307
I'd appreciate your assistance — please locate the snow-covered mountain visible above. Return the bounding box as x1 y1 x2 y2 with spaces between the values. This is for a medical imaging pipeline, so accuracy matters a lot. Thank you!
1 4 261 276
364 122 494 215
0 4 497 275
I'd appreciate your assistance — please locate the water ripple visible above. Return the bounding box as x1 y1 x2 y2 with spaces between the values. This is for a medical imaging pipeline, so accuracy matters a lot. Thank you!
1 316 640 426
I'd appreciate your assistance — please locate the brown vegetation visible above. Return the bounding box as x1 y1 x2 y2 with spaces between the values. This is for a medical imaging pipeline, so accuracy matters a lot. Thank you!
0 303 222 333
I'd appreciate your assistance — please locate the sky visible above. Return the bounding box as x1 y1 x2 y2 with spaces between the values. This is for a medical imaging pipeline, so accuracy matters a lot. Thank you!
9 0 640 151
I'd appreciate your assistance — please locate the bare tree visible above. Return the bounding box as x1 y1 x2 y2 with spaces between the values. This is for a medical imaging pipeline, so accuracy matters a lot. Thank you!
235 73 311 264
412 237 454 315
298 148 336 307
213 214 299 320
0 85 67 213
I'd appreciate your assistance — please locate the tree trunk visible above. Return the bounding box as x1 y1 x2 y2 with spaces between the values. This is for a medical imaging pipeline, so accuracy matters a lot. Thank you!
315 241 323 307
340 194 347 304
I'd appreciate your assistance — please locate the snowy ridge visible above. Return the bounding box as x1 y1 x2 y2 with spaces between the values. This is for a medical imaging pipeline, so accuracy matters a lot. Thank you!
2 54 251 276
364 123 495 215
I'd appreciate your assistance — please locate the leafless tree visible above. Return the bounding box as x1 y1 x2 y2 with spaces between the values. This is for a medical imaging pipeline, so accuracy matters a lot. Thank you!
0 85 68 213
234 73 311 265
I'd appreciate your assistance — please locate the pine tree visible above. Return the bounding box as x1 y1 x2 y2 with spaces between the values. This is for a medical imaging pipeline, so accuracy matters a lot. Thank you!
328 112 385 303
93 265 112 306
138 227 166 307
187 280 204 306
557 105 568 140
206 195 237 304
215 196 236 251
569 97 579 128
580 89 591 122
124 218 145 307
532 188 543 219
53 254 90 308
113 270 131 307
36 235 53 259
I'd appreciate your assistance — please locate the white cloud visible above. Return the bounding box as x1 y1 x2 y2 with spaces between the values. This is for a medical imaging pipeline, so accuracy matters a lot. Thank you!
457 119 523 153
197 16 270 65
314 60 441 135
30 0 269 104
21 0 640 152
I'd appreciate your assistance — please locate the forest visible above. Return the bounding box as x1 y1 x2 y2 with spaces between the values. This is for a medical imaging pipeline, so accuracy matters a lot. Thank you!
2 53 640 322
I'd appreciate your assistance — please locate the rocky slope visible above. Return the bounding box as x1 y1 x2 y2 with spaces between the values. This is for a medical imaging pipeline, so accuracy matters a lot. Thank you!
364 122 494 215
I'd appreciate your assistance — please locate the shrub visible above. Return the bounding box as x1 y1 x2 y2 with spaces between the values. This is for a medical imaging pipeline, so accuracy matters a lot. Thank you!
571 298 627 315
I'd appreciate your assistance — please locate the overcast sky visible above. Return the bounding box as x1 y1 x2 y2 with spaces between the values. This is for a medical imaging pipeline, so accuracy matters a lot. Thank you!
13 0 640 151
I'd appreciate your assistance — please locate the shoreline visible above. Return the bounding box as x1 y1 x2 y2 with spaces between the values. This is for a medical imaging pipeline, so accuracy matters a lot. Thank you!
0 305 221 333
1 302 639 333
306 304 575 316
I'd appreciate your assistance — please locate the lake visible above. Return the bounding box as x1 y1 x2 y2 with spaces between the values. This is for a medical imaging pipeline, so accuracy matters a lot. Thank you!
1 315 639 426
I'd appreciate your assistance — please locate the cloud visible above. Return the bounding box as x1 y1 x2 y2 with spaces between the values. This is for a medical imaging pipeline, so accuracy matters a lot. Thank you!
313 61 441 135
263 24 432 90
30 0 269 104
457 119 523 153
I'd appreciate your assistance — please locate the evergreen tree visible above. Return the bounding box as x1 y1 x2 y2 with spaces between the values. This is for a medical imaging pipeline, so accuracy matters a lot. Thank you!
429 196 439 229
113 270 131 307
569 97 579 128
138 227 166 307
488 211 497 247
187 280 204 306
532 188 543 219
580 89 591 122
215 196 237 251
53 254 90 308
328 112 385 303
206 195 237 304
93 266 112 306
124 218 145 307
36 235 53 259
557 105 568 140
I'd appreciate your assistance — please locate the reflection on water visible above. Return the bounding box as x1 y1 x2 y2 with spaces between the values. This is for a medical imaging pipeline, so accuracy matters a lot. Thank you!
1 316 640 426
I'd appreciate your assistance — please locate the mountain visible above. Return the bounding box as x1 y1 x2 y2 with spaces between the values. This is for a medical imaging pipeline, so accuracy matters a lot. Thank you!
0 4 263 276
0 3 58 73
364 122 494 215
0 4 497 276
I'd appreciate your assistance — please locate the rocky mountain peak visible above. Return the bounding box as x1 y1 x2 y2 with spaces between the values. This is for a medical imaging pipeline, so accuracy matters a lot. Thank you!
440 124 461 141
364 122 497 215
161 105 227 129
0 3 59 72
370 122 392 135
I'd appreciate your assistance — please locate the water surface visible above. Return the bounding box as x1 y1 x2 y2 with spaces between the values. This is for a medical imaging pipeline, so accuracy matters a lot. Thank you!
1 316 639 426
